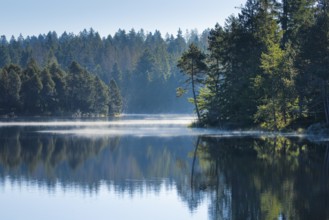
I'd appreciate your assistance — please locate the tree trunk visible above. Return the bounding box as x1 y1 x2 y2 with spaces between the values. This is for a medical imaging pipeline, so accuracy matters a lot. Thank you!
298 92 304 119
191 63 201 122
215 59 221 127
272 98 277 131
270 83 278 130
215 59 220 96
323 81 329 124
326 82 329 124
282 104 287 125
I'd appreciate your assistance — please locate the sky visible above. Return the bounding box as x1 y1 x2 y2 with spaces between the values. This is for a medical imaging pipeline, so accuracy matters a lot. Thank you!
0 0 246 38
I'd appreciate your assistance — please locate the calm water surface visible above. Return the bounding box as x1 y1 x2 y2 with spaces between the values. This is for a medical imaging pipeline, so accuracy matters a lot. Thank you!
0 114 329 220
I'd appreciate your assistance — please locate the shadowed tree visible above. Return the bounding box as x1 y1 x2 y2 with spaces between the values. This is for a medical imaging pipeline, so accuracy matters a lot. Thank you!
109 79 123 115
48 63 68 113
197 24 225 126
40 68 56 113
177 43 207 122
93 76 110 115
255 42 297 130
0 68 21 113
21 59 43 114
0 45 10 67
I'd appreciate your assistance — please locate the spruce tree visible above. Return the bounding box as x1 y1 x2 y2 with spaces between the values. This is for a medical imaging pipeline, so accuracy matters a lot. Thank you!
177 43 207 121
21 59 43 114
109 79 123 115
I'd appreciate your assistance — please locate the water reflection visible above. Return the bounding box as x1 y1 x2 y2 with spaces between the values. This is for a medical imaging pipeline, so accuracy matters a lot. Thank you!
194 136 329 220
0 127 196 194
0 119 329 219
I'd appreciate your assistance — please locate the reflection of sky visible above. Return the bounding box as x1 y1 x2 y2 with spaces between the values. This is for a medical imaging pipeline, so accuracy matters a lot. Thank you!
0 179 208 220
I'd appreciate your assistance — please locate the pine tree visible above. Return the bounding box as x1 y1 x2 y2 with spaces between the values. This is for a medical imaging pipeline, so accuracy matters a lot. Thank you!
0 68 21 113
111 62 122 83
109 79 123 115
66 61 95 114
177 43 207 121
135 49 156 82
21 59 43 114
0 45 11 67
280 0 316 118
305 0 329 123
93 77 110 115
255 41 297 130
40 68 56 113
48 63 68 113
198 24 225 126
215 15 259 126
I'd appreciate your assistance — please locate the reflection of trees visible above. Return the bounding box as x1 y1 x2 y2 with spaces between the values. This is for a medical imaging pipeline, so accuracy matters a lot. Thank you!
190 136 329 220
104 137 195 195
0 129 195 195
2 128 329 219
0 127 117 185
176 137 206 211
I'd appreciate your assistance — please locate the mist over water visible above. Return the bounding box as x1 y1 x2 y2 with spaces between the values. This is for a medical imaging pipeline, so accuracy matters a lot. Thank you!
0 114 195 137
0 114 194 127
33 115 304 138
0 114 306 138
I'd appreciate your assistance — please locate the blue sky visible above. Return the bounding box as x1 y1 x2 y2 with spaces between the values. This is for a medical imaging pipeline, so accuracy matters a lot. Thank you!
1 0 245 38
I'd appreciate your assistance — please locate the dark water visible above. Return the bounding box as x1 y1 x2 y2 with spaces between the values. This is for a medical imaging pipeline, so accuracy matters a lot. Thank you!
0 115 329 220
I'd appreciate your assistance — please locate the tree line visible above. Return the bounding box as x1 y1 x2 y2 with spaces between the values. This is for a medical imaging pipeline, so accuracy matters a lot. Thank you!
0 60 122 116
0 28 209 113
178 0 329 130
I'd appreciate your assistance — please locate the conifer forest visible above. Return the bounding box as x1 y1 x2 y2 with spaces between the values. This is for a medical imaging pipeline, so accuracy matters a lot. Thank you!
1 0 329 130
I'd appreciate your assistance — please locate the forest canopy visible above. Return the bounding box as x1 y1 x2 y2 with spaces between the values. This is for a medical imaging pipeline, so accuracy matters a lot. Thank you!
0 60 122 116
0 28 209 114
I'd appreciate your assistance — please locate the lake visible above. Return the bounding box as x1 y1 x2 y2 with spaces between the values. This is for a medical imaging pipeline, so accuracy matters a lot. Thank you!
0 114 329 220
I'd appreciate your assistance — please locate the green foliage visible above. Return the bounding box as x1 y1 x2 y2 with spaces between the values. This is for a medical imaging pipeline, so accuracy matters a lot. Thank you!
176 87 187 97
2 2 329 124
0 45 11 67
0 28 201 113
110 63 122 83
48 63 68 113
0 60 121 116
135 49 156 81
198 24 224 126
66 61 96 113
21 59 43 113
177 43 207 121
255 41 298 130
93 77 110 115
0 67 21 113
175 0 327 129
109 79 123 115
40 68 56 113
